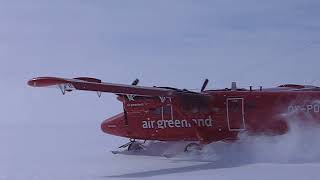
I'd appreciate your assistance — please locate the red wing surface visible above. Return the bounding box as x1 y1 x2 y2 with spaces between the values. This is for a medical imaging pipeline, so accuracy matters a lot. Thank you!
28 77 176 97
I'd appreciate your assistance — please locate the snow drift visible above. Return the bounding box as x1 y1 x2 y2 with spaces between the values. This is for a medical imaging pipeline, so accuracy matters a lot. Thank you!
120 114 320 165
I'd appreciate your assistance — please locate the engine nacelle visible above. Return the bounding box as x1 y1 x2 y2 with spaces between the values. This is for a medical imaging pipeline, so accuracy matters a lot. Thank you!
74 77 102 83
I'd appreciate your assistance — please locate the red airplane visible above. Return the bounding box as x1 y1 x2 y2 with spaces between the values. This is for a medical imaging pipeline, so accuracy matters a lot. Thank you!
28 77 320 152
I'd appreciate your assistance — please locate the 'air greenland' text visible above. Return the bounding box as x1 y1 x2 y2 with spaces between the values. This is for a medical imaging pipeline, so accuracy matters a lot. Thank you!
142 116 213 129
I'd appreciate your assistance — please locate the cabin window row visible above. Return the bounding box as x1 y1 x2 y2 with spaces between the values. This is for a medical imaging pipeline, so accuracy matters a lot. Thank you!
150 105 223 114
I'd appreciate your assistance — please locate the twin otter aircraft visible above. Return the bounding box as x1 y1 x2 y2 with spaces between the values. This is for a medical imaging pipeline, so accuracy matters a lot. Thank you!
28 77 320 152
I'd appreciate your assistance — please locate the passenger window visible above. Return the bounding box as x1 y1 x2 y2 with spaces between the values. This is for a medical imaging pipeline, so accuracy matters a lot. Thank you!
199 105 209 113
229 103 241 112
211 107 220 113
151 107 161 115
191 106 199 113
246 101 257 110
180 95 210 114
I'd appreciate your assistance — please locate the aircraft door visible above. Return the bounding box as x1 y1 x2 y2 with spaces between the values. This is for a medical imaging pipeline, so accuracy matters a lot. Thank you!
226 98 245 131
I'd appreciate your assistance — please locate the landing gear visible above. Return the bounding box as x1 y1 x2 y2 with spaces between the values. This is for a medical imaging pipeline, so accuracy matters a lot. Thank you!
118 139 145 151
184 143 202 152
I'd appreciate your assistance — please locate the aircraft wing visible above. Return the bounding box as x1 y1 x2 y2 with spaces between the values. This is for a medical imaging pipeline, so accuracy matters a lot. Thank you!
27 76 176 97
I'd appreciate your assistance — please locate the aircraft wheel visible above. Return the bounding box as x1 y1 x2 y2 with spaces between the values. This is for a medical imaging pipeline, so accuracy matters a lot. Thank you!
184 143 202 152
128 141 144 151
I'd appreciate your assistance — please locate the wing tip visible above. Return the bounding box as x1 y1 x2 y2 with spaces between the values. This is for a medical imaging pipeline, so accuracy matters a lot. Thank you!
27 78 37 87
27 77 68 87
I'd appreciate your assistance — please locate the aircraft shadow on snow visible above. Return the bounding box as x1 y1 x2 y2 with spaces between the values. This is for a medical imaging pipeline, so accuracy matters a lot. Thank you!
104 159 249 178
103 140 320 178
102 142 317 178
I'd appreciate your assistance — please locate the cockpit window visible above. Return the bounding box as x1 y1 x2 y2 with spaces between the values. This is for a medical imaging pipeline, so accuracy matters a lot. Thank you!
150 105 172 115
163 105 172 114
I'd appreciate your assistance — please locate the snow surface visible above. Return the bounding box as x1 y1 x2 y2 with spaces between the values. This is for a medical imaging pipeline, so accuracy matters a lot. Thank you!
1 121 320 180
1 0 320 180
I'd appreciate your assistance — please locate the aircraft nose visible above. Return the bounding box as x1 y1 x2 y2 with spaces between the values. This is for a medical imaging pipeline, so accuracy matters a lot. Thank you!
101 113 125 136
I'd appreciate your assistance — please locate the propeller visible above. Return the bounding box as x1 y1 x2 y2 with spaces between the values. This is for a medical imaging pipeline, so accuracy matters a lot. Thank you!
131 79 139 86
201 79 209 92
123 78 139 124
116 79 139 99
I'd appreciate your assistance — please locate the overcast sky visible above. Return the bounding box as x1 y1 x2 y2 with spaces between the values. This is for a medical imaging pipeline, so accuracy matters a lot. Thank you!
1 0 320 88
0 1 320 179
0 0 319 139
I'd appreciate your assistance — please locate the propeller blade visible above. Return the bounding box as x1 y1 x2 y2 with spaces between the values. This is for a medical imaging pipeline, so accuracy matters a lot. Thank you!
132 79 139 86
201 79 209 92
116 79 139 97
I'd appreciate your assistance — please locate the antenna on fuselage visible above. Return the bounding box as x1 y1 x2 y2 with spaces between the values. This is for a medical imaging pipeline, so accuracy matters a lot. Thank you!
201 79 209 92
231 82 237 91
